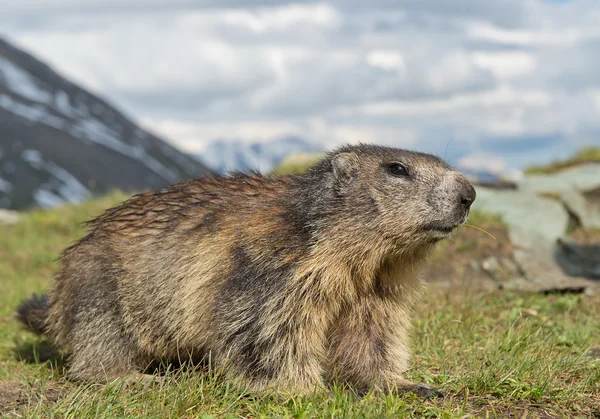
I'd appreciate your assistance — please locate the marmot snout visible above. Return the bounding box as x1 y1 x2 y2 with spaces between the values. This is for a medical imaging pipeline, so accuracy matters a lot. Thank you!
17 144 475 397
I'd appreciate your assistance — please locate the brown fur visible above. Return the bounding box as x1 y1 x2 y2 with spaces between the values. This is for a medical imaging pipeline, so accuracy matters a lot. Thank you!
17 144 475 396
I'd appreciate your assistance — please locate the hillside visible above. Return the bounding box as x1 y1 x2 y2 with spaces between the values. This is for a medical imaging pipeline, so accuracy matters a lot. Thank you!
0 37 210 210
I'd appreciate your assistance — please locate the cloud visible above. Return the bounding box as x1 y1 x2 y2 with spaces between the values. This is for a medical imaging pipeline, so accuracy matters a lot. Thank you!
458 152 507 174
471 51 536 79
3 0 600 169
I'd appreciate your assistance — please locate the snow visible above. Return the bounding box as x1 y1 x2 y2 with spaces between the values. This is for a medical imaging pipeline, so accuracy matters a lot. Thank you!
72 119 180 182
73 100 90 119
0 57 52 104
200 137 322 173
21 144 91 207
22 149 43 169
135 127 148 140
132 144 146 158
0 177 13 193
33 188 65 208
45 161 91 203
22 148 91 204
2 93 179 182
160 142 198 174
54 90 78 118
0 94 64 129
144 157 181 183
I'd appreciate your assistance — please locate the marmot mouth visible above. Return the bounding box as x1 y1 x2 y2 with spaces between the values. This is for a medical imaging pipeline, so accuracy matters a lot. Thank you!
421 222 458 234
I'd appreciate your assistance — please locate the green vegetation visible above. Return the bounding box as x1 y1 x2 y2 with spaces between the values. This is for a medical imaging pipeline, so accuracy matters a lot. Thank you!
270 152 324 176
1 192 599 417
525 147 600 175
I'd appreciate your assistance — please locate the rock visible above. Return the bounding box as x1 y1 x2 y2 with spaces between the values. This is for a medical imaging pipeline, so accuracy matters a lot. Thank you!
473 187 569 248
519 163 600 194
481 256 501 278
473 164 600 246
0 209 19 224
559 187 600 230
472 164 600 293
555 238 600 278
475 256 522 282
500 258 521 279
468 260 481 272
500 276 596 295
509 244 598 294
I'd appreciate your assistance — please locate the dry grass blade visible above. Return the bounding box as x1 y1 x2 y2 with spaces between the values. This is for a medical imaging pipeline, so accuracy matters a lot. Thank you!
462 223 497 240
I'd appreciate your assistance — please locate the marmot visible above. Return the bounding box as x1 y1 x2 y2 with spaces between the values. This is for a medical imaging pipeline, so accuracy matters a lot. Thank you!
17 144 476 397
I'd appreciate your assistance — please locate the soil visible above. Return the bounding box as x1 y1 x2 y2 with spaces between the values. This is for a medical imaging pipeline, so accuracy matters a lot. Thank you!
424 222 518 291
569 227 600 245
0 380 64 417
0 381 27 416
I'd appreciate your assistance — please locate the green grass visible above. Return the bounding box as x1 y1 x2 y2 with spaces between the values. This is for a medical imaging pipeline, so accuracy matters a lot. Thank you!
525 147 600 175
1 194 599 418
270 152 324 176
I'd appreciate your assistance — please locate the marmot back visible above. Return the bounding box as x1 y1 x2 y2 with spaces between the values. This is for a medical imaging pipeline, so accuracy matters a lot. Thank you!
17 144 476 397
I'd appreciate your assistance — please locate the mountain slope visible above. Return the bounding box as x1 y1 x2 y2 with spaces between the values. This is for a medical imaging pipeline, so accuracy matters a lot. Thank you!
197 136 323 174
0 37 210 210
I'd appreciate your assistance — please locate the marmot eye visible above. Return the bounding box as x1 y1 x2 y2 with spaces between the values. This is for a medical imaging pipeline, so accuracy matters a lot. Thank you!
387 163 409 177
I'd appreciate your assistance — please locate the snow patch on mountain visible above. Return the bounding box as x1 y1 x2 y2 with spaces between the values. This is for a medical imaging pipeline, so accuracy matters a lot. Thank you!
199 137 324 174
0 89 181 184
0 177 12 193
33 189 65 208
0 56 52 104
20 149 92 208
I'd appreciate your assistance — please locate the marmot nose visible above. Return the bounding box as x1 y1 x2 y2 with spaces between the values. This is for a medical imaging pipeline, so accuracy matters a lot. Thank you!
460 182 477 210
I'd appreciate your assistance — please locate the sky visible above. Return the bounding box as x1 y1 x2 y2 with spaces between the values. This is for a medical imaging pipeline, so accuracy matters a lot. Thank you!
3 0 600 174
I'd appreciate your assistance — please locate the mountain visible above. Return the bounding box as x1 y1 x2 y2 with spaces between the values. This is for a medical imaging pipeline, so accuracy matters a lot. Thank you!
0 37 210 210
197 136 324 174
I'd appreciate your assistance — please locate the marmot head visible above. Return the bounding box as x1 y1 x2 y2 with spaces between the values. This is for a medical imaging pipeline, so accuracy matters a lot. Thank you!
326 144 476 247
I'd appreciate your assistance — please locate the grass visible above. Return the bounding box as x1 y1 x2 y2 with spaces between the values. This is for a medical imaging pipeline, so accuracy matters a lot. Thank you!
525 147 600 175
1 193 599 417
270 152 324 176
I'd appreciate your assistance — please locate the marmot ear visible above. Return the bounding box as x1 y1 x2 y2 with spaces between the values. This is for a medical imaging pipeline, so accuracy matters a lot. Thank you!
331 152 359 188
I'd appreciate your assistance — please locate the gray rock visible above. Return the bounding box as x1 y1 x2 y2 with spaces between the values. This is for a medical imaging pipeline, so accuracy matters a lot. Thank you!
501 276 596 295
0 209 19 224
468 260 481 272
559 187 600 230
519 163 600 194
481 256 501 278
472 164 600 292
500 258 520 277
473 187 569 248
555 238 600 278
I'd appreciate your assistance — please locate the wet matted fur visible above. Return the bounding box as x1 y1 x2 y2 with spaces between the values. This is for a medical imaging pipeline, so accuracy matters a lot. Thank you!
17 144 476 396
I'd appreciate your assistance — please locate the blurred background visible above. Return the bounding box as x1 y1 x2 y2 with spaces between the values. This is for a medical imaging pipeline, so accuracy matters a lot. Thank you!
1 0 600 210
